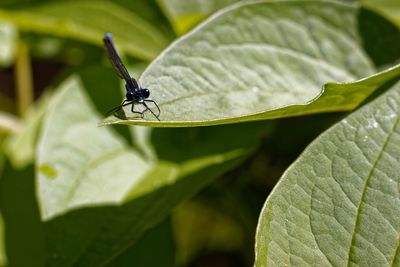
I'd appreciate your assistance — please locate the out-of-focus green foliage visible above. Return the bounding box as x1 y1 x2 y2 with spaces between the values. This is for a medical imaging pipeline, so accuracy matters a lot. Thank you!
0 0 399 266
0 1 170 60
0 23 17 67
172 200 245 266
361 0 400 25
0 163 45 267
3 91 51 168
157 0 238 34
105 219 175 267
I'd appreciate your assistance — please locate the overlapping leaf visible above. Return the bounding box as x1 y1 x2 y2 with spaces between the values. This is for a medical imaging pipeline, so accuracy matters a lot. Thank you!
37 74 267 266
102 0 400 127
255 78 400 266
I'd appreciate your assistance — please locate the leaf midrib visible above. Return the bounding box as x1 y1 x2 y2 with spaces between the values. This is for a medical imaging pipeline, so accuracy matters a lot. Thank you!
347 113 400 266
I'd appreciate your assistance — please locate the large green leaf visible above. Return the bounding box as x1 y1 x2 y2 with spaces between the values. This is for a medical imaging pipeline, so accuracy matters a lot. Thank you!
37 74 267 266
255 78 400 266
0 0 169 60
101 0 400 127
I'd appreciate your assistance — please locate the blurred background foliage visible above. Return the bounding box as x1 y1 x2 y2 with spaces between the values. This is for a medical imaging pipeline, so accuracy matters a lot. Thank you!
0 0 399 267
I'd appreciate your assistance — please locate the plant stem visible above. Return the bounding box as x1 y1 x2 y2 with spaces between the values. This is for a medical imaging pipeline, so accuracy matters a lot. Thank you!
15 41 33 116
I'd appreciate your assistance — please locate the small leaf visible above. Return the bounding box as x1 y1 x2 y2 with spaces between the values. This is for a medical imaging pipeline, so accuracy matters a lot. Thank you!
101 1 400 127
0 0 169 60
255 79 400 266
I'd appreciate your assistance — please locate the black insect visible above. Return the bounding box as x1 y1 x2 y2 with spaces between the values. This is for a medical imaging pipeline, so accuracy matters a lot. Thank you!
103 32 160 120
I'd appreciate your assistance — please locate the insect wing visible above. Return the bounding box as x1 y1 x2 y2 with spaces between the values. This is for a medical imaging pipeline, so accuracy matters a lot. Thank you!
103 33 131 82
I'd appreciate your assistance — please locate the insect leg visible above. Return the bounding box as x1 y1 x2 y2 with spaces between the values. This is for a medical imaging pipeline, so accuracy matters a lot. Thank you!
144 100 161 117
107 99 130 115
129 103 146 118
142 102 160 121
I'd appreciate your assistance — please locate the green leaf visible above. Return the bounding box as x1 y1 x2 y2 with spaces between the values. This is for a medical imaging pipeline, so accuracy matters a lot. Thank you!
157 0 238 34
37 77 151 220
255 78 400 266
103 65 400 127
101 0 400 127
0 0 169 60
38 75 267 266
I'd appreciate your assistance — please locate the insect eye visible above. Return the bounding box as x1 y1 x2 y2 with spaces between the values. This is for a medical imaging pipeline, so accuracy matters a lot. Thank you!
126 91 134 100
142 88 150 98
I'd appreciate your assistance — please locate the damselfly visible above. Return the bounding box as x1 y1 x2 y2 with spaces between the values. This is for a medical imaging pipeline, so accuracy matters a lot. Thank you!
103 33 160 120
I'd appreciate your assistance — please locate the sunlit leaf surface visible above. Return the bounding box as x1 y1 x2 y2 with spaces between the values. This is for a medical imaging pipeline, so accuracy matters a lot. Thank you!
37 77 152 219
102 1 399 127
